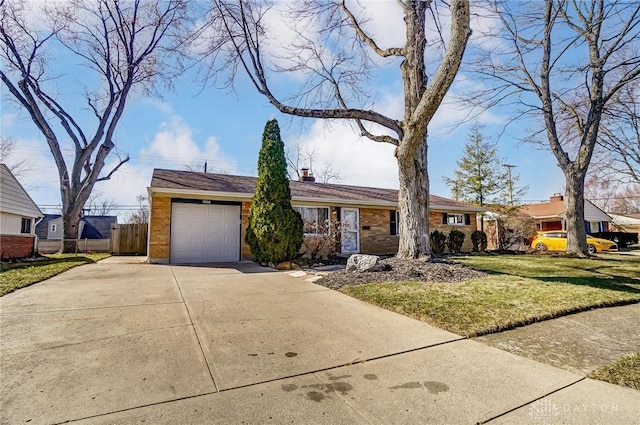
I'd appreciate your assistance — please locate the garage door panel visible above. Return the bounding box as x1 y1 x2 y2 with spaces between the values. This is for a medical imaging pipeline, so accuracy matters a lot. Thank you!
170 203 241 263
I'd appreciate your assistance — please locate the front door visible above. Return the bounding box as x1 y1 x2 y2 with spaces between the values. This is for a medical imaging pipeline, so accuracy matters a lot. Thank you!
341 208 360 254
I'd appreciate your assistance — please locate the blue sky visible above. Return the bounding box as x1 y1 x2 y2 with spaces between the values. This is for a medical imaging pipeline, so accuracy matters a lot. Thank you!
1 1 566 218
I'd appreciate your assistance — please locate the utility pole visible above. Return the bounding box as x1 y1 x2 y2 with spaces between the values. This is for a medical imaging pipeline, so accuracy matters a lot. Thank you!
503 164 516 205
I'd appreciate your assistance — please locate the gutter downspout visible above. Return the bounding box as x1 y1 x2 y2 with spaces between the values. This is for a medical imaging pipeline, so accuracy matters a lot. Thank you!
33 216 44 257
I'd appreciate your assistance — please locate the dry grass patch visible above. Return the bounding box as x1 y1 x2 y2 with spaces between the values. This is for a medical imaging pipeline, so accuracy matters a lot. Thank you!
590 352 640 390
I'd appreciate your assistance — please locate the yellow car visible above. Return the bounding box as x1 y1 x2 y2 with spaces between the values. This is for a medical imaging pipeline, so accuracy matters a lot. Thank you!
531 231 618 254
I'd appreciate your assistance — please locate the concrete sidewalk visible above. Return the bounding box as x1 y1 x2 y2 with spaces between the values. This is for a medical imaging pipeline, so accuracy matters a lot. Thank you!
475 303 640 376
1 261 638 425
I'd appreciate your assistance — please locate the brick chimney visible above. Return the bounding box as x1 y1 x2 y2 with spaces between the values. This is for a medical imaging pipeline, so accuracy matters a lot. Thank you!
300 168 316 182
550 193 564 202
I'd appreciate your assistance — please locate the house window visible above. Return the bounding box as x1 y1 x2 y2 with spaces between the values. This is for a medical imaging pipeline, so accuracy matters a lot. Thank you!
21 218 31 234
50 224 57 233
448 214 464 225
390 210 400 236
294 207 330 236
443 213 471 226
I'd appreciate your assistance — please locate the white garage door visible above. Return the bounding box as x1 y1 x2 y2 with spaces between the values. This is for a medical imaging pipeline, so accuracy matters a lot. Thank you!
170 202 241 263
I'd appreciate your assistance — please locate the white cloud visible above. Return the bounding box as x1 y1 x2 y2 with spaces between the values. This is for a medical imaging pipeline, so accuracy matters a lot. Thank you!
141 99 173 115
288 120 399 189
76 115 239 220
342 1 406 49
140 116 237 172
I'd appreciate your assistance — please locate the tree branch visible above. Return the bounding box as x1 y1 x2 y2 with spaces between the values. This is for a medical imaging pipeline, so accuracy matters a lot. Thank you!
339 1 405 58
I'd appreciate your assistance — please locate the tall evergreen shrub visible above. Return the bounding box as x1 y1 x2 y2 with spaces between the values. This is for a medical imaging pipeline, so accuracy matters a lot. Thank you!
471 230 488 252
246 119 303 264
430 230 447 255
447 229 466 254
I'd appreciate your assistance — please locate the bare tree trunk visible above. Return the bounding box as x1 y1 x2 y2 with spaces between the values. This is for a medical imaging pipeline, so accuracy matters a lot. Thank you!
397 136 430 258
62 207 82 253
564 168 588 256
396 0 431 259
61 186 92 253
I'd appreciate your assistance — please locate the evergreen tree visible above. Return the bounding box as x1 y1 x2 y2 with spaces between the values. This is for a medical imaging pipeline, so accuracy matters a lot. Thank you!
444 125 508 207
445 125 527 203
246 119 303 264
444 125 527 230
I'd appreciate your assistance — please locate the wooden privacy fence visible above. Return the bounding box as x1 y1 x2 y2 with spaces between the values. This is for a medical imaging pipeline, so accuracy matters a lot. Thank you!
111 223 148 255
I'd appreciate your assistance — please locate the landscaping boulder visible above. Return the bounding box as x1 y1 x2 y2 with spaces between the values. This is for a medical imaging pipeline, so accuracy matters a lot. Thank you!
346 254 383 272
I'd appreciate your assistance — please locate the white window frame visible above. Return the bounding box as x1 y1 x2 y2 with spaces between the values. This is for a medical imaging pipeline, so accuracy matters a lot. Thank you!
394 211 400 237
20 217 31 234
50 223 57 232
447 213 465 226
294 206 331 236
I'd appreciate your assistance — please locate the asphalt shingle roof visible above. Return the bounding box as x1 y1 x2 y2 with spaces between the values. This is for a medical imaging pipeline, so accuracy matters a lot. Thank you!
150 169 482 211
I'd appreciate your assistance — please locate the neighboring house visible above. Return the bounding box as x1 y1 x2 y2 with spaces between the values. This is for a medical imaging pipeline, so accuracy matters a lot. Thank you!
35 215 117 240
0 163 43 259
147 168 485 264
608 213 640 237
35 214 117 253
35 214 64 240
519 194 612 233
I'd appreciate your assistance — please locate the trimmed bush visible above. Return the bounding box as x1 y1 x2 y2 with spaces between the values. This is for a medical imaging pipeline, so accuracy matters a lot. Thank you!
471 230 488 252
246 119 303 264
430 230 447 255
448 229 466 254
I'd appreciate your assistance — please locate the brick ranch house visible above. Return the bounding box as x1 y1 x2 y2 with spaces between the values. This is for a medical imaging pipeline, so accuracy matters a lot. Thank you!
147 169 484 264
0 163 43 259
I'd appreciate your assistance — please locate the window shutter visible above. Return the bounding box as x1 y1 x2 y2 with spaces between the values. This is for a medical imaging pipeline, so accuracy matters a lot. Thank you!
464 214 471 225
390 210 397 235
442 213 448 224
585 221 591 233
335 207 341 222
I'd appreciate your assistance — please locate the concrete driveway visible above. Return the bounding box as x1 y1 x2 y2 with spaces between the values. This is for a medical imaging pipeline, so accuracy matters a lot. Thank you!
1 259 638 425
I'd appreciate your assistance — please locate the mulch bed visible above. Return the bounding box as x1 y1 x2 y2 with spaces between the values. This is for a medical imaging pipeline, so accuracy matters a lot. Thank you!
316 257 487 290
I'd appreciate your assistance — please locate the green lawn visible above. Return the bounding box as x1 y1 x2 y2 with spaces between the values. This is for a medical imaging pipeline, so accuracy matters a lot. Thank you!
0 253 111 296
341 255 640 337
590 352 640 390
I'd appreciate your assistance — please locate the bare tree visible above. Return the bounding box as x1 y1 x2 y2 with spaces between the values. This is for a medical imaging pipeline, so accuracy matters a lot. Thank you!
182 160 208 173
127 195 150 224
315 164 343 184
611 185 640 214
286 144 314 181
596 81 640 185
0 135 30 177
286 143 342 183
85 191 117 216
469 0 640 256
1 0 186 251
195 0 471 258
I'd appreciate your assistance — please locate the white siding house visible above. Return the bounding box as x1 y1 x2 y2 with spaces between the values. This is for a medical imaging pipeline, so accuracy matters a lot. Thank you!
0 164 43 259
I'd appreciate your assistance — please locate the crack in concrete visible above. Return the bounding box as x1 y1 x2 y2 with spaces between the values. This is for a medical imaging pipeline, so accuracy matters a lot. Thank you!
169 266 219 393
0 301 184 316
1 324 194 356
479 377 587 424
